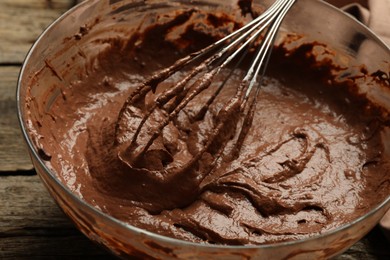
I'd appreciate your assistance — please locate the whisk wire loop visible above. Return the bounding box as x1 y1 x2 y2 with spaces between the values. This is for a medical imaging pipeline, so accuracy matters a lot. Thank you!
116 0 296 169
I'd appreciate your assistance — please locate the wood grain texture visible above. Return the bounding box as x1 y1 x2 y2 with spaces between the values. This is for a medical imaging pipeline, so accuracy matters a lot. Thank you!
0 0 78 64
0 66 33 171
0 175 113 259
0 0 81 171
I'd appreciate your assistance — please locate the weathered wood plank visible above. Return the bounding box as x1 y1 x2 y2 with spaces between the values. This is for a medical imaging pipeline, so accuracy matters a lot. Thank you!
0 175 113 259
0 0 78 64
0 66 33 171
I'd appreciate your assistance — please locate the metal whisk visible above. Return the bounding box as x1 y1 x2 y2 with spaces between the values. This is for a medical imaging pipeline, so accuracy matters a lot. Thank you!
115 0 296 174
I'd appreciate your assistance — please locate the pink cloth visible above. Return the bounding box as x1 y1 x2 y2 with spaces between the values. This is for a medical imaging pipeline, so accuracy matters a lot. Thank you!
340 0 390 45
367 0 390 45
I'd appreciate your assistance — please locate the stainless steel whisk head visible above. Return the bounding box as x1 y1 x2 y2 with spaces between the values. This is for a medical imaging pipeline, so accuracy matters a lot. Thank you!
115 0 296 176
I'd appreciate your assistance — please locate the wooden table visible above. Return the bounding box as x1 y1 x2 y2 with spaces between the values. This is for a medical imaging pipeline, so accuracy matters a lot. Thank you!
0 0 389 259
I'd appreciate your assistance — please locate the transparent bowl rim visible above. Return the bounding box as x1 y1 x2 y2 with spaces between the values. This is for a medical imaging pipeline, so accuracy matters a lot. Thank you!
16 0 390 250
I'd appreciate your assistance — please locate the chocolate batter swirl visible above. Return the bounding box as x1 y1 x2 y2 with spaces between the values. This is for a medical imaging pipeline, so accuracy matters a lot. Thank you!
30 10 390 245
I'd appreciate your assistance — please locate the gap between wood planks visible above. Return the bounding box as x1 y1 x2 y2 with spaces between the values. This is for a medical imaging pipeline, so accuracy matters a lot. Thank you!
0 0 81 64
0 175 112 259
0 66 33 171
0 0 83 173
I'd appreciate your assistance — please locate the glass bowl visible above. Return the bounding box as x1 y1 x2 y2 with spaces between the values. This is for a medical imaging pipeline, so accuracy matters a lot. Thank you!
17 0 390 258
